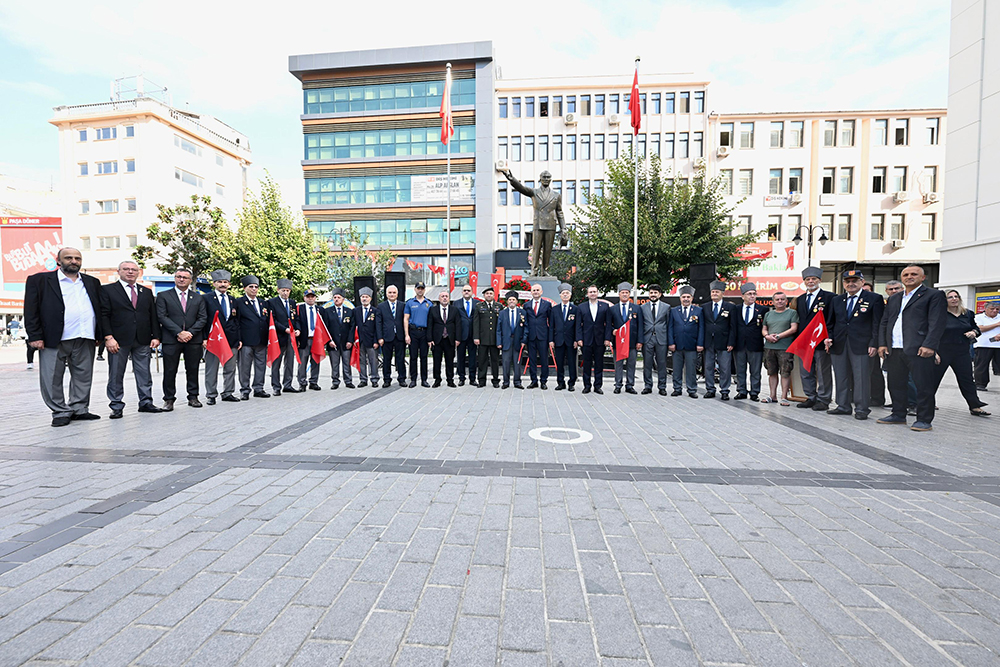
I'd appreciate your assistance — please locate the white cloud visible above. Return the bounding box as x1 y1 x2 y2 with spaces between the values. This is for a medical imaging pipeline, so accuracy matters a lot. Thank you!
0 79 61 100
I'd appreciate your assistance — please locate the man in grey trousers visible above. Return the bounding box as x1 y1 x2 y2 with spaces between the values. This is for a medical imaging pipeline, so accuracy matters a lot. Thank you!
640 283 669 395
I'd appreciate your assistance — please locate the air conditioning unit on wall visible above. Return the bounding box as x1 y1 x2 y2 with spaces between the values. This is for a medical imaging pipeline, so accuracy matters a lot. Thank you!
608 114 621 126
716 146 731 157
893 191 910 203
923 192 940 204
563 113 577 125
891 239 905 249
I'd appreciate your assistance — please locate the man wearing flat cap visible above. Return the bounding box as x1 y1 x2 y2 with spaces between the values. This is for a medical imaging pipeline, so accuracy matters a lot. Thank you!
328 288 354 389
266 279 300 395
551 283 579 391
827 270 883 419
294 288 326 391
472 285 501 388
702 279 738 400
353 287 379 387
733 283 768 401
608 282 643 394
668 285 704 397
203 269 241 405
235 275 270 399
795 266 835 410
640 284 670 395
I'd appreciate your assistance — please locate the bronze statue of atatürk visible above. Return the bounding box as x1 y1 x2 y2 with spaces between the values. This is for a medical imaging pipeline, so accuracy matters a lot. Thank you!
502 168 566 277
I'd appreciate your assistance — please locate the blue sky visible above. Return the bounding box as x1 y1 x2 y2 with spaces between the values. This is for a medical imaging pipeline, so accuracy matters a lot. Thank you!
0 0 949 210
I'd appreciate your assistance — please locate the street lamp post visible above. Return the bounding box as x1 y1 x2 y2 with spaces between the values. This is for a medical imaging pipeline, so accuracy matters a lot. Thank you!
791 223 828 267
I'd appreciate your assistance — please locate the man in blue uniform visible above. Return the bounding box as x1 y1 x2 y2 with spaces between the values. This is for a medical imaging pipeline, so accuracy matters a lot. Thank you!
203 269 241 405
404 281 432 388
702 279 737 400
668 285 704 397
551 283 579 391
294 288 326 391
327 288 354 389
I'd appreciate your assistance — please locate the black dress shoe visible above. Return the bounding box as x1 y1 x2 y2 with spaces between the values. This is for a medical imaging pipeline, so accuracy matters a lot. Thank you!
110 410 123 420
671 390 682 396
749 394 759 402
703 391 716 399
284 387 301 393
594 388 604 395
433 379 442 388
854 414 869 420
253 391 271 398
721 394 730 401
527 382 539 389
689 393 698 399
555 384 566 391
273 389 282 396
330 384 339 390
514 383 524 389
659 389 667 396
409 380 417 388
309 384 322 391
827 407 852 415
241 394 250 401
492 380 500 388
206 397 216 405
188 399 203 408
541 383 548 390
568 385 575 392
797 399 815 408
735 393 748 400
458 378 466 387
222 396 241 403
358 381 368 388
398 380 408 387
345 384 355 389
502 383 510 389
70 412 101 421
642 388 652 395
614 387 622 394
625 387 638 395
421 381 431 388
582 387 592 394
96 355 104 361
812 402 829 411
138 404 165 413
52 416 71 427
447 381 456 388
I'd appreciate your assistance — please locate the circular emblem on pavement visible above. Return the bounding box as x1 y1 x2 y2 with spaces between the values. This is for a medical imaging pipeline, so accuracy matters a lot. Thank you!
528 427 593 445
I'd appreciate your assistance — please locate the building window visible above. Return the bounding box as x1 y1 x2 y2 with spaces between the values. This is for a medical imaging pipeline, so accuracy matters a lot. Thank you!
595 95 605 116
538 136 548 161
926 117 940 145
304 125 476 159
80 201 89 215
97 199 119 213
552 96 563 117
124 125 135 138
580 180 590 205
822 168 835 194
720 169 733 195
511 224 521 248
608 135 618 160
872 167 887 194
512 185 521 206
567 135 577 160
609 94 619 115
78 163 88 176
734 215 751 235
719 122 734 147
78 129 87 142
593 135 604 160
651 93 660 114
98 235 120 249
892 166 907 193
593 180 604 198
839 167 853 194
789 121 804 148
692 132 703 158
638 134 647 157
874 119 888 146
97 161 118 175
566 96 576 113
663 133 673 159
786 214 802 242
525 97 535 117
127 235 138 248
567 180 576 205
623 134 632 154
126 198 136 211
512 97 521 118
538 96 549 117
693 91 705 113
580 135 590 160
174 168 204 188
738 169 753 196
678 132 689 158
664 92 675 114
922 166 938 193
770 122 783 148
215 183 225 196
837 214 852 241
767 215 781 241
524 136 534 162
841 120 856 147
174 135 202 156
523 181 534 206
498 181 507 206
679 92 690 113
511 137 521 162
497 224 507 249
216 153 224 167
649 134 660 156
769 169 783 194
870 214 885 241
890 214 905 240
125 159 135 173
552 135 563 161
739 122 754 149
788 168 803 193
498 98 508 118
821 214 835 240
498 137 508 160
921 213 936 240
81 237 91 250
95 127 116 141
894 119 909 146
823 120 837 147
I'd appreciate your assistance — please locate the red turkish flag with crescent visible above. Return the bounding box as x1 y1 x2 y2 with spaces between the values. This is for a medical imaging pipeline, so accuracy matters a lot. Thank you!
440 70 454 145
629 67 641 135
469 271 479 295
288 318 301 364
491 269 505 295
205 312 233 365
266 313 281 367
310 311 332 364
786 310 829 372
615 319 631 361
449 267 456 293
350 329 361 370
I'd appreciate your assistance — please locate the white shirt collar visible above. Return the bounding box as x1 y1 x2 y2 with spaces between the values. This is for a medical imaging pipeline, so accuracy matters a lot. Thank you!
120 279 136 291
175 286 188 297
57 269 79 283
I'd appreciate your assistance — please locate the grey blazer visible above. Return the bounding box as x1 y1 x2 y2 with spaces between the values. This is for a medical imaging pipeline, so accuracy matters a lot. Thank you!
640 300 669 346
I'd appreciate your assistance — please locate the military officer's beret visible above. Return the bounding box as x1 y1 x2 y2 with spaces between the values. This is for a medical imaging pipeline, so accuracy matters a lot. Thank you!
211 269 231 281
359 287 373 297
710 280 726 291
648 284 663 293
483 286 494 294
505 290 519 300
277 278 294 289
617 282 632 292
559 283 572 293
841 269 864 280
241 275 259 287
801 266 823 279
678 285 695 296
740 282 757 294
331 288 344 297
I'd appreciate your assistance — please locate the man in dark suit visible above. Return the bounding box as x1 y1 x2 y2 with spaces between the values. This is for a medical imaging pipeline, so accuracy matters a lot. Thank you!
668 285 704 397
294 288 326 391
429 289 461 387
265 278 300 395
733 283 768 401
455 284 478 386
551 283 579 391
795 266 836 410
353 287 379 387
640 284 669 395
826 270 884 420
877 265 947 431
498 291 526 389
235 275 270 399
523 283 553 389
327 288 354 389
576 284 612 395
862 282 887 406
156 268 208 410
608 282 643 394
202 269 241 405
472 286 501 388
702 280 738 400
376 284 407 387
24 247 104 426
100 260 162 418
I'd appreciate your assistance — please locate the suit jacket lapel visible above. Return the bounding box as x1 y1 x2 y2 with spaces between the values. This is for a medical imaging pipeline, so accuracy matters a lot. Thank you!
47 271 64 304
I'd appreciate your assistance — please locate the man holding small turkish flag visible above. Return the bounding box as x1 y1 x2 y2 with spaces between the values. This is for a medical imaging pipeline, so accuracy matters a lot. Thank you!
205 312 234 368
266 313 281 368
786 309 829 373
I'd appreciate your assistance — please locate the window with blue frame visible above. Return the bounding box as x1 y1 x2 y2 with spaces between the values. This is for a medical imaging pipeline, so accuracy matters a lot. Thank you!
306 175 412 205
304 77 476 114
307 218 476 246
305 125 475 160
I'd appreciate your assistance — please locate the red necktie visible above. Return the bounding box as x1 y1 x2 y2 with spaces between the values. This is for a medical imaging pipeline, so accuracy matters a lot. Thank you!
534 301 538 314
129 284 137 308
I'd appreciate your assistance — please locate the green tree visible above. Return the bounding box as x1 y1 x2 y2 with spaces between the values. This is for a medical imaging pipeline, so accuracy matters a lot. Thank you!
132 195 227 279
326 227 397 299
546 248 594 303
570 150 763 292
215 174 327 300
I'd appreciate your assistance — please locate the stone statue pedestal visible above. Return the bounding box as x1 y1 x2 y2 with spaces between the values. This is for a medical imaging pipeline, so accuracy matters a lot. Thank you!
532 277 565 302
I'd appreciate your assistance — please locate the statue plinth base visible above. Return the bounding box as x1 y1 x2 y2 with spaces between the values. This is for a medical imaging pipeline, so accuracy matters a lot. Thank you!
529 277 565 302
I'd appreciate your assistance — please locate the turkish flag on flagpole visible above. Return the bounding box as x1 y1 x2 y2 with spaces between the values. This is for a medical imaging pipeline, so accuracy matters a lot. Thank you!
629 67 641 135
615 319 631 361
311 311 332 364
440 70 454 145
205 312 233 366
786 310 829 372
266 313 281 367
350 329 361 371
469 271 479 295
288 318 301 365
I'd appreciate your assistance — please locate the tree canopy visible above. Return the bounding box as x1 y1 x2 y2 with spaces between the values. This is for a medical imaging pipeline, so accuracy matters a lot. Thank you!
132 195 227 280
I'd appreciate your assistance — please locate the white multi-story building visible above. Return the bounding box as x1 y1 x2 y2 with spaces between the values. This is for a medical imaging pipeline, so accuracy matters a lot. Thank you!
50 86 252 282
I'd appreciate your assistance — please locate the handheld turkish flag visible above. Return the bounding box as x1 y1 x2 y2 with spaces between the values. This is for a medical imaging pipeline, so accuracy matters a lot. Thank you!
350 329 360 371
449 267 456 293
440 69 454 145
311 311 332 364
469 271 479 295
629 66 641 135
615 319 631 361
786 310 829 372
266 313 281 367
205 312 233 366
288 318 301 365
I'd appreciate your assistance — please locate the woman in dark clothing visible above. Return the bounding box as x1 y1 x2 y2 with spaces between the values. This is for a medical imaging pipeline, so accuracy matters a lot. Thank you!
936 290 989 416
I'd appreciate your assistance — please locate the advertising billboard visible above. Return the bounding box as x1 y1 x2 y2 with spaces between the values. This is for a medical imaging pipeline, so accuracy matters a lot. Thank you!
0 217 63 289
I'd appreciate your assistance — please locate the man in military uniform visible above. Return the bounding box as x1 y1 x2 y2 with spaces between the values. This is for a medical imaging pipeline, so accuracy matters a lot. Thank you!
608 282 643 394
795 266 835 410
734 283 767 401
668 285 704 397
354 287 379 388
235 275 270 399
203 269 241 405
327 288 354 389
473 286 501 387
551 283 579 391
702 280 737 400
265 278 300 395
502 168 565 276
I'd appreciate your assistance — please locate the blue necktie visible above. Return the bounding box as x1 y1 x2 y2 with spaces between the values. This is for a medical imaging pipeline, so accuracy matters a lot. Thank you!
848 296 856 316
309 306 315 333
466 301 471 317
714 303 719 319
220 295 228 320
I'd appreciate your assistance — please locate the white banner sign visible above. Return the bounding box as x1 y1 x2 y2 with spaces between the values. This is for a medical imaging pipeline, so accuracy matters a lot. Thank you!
411 174 475 202
763 195 792 207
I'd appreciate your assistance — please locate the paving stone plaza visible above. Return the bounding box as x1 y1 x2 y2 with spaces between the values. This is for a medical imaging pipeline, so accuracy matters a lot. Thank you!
1 356 999 666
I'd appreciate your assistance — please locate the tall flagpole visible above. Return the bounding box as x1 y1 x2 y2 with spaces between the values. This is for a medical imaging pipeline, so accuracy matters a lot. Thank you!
445 63 452 292
633 57 640 299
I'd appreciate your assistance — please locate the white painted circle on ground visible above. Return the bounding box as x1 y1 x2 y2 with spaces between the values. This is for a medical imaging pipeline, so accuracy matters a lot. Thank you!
528 427 593 445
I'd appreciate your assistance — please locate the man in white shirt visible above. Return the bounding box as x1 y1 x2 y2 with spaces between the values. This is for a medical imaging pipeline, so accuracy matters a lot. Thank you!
23 247 104 426
975 301 1000 390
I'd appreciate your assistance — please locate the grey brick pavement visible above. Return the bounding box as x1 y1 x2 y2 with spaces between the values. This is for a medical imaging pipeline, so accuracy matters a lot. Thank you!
0 359 999 665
